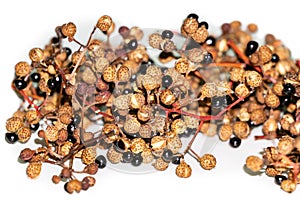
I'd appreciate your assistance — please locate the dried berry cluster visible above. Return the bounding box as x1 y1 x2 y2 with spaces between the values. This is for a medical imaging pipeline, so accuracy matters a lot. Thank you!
4 13 300 193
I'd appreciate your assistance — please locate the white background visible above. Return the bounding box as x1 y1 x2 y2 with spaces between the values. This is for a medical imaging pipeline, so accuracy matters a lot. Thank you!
0 0 300 199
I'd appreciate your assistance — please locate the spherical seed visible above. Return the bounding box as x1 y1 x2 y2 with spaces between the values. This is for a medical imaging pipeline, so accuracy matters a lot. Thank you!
175 58 189 74
167 136 182 154
130 138 146 154
235 83 250 98
258 45 272 64
245 155 263 172
218 124 233 141
130 93 145 109
117 66 130 82
81 147 97 165
19 148 35 161
191 26 208 43
45 125 59 142
124 118 141 135
84 163 98 175
15 61 31 77
26 161 42 179
102 65 117 82
176 160 192 178
131 154 143 167
283 83 295 96
229 137 241 148
275 174 288 185
233 121 250 139
151 136 167 151
183 18 198 34
65 179 82 194
29 48 44 62
247 23 258 33
250 109 266 125
245 41 259 56
200 154 216 170
278 136 295 155
96 15 113 32
6 117 23 133
244 70 262 87
5 132 18 144
262 117 278 135
52 175 61 184
171 119 187 135
141 148 154 164
17 127 31 143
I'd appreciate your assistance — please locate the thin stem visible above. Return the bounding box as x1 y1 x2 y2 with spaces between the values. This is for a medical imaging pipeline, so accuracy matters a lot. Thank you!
183 121 204 155
227 40 250 65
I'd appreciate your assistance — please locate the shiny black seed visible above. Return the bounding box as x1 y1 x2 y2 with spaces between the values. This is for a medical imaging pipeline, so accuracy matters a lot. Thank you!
205 36 216 46
229 137 241 148
131 154 143 166
162 149 173 162
127 39 138 50
283 83 295 96
245 41 259 56
162 75 173 88
271 53 280 63
67 122 76 135
223 95 232 106
198 21 209 29
51 37 59 44
73 114 81 126
162 30 174 39
29 123 40 131
187 13 199 20
30 73 41 82
47 78 58 90
5 132 18 144
181 127 196 138
63 47 72 57
14 79 27 90
171 155 182 165
274 175 287 185
200 52 213 65
211 96 223 108
67 134 77 143
122 151 134 163
95 155 107 169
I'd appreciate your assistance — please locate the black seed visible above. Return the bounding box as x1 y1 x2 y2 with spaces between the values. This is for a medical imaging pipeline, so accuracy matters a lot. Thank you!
126 39 138 50
123 88 132 95
131 154 143 166
211 96 222 108
67 122 76 135
205 36 216 46
5 132 18 144
162 149 173 162
29 123 40 131
51 37 59 44
63 47 72 57
47 78 58 90
73 114 81 126
198 21 209 29
224 95 232 106
114 140 126 152
67 134 77 143
229 137 241 148
30 73 41 82
245 41 259 56
271 53 280 63
162 75 173 88
187 13 199 20
283 83 295 96
95 155 107 169
200 52 213 65
274 175 287 185
181 127 196 138
162 30 174 39
171 155 182 165
14 79 27 90
122 151 134 163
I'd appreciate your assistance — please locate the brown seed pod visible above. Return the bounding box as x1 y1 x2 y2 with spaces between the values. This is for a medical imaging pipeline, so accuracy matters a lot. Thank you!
141 148 154 164
60 141 73 156
113 94 131 110
117 66 130 82
61 22 77 38
250 109 266 125
175 58 190 74
107 146 122 164
280 114 295 131
258 45 272 64
151 136 167 151
102 65 117 82
142 75 158 91
247 23 258 33
65 179 82 194
265 166 280 177
96 15 113 32
176 160 192 178
161 39 176 52
289 121 300 136
277 135 295 155
262 117 278 135
124 118 141 135
19 148 35 161
45 125 59 142
263 147 280 164
130 93 145 109
102 123 119 143
167 136 182 154
160 89 176 105
191 26 208 43
183 18 198 34
59 113 72 125
154 116 166 133
6 117 23 133
82 67 97 85
245 155 263 172
52 175 61 184
130 138 146 154
235 83 250 98
171 119 187 135
230 68 245 82
29 48 44 62
199 154 217 170
152 158 169 171
26 161 42 179
137 105 152 122
281 180 296 193
265 93 280 108
81 147 97 165
17 127 31 143
244 70 263 87
237 107 250 122
273 81 284 96
15 61 31 77
84 163 98 175
218 124 233 141
233 121 250 139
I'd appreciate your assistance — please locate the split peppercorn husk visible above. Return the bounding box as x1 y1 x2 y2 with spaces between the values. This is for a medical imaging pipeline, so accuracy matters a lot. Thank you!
5 13 300 193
